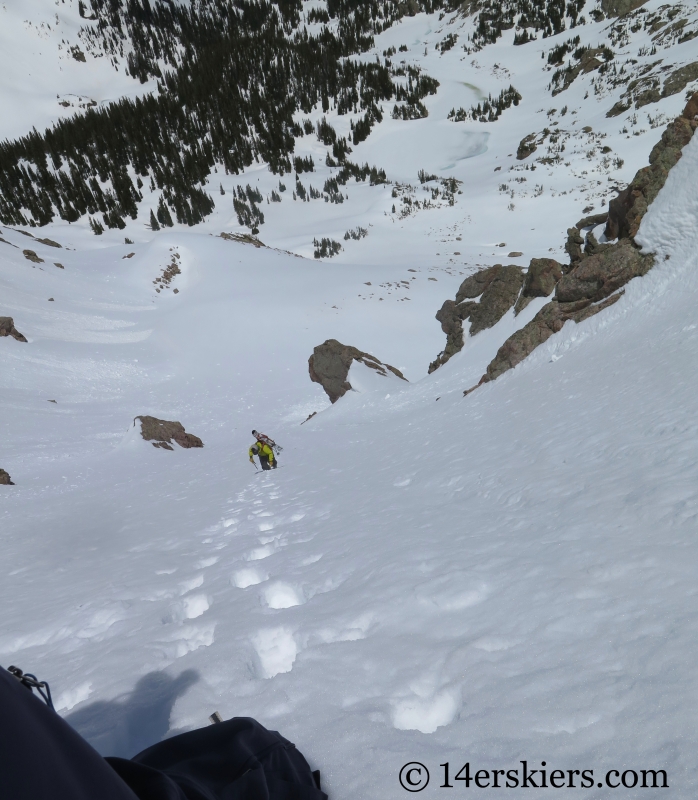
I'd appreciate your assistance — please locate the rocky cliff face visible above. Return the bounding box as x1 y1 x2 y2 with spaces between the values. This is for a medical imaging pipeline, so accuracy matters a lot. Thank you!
470 92 697 393
606 110 697 240
429 265 524 373
429 92 698 395
309 339 407 403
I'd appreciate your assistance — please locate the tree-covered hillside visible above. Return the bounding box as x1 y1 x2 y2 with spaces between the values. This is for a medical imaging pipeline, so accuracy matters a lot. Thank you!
0 0 593 230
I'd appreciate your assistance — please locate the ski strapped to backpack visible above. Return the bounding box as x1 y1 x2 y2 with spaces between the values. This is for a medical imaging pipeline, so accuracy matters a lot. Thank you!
253 430 283 454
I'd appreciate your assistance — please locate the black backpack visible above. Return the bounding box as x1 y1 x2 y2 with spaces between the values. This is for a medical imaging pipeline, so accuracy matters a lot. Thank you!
2 665 327 800
108 716 327 800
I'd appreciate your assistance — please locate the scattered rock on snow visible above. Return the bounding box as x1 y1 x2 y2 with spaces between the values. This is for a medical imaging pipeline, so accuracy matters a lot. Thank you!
0 469 15 485
135 416 204 449
0 317 27 342
23 249 43 264
309 339 407 403
220 232 265 248
35 237 62 249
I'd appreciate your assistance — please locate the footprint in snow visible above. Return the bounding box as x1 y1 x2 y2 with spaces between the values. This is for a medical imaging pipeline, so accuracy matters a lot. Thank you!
246 544 276 561
252 627 298 678
232 567 268 588
391 687 461 734
262 582 304 609
156 621 216 660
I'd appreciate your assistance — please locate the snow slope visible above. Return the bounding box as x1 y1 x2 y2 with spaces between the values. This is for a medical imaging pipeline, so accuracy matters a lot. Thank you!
1 131 698 796
2 0 698 797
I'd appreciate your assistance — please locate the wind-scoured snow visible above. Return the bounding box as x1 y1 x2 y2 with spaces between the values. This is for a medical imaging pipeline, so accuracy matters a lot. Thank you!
2 0 698 797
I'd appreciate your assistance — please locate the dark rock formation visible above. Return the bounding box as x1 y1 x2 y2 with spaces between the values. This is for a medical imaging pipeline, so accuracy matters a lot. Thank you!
661 62 698 99
522 258 563 299
469 266 524 335
219 232 265 248
475 240 653 389
0 469 15 485
684 93 698 122
606 93 698 240
309 339 406 403
516 133 537 160
463 98 698 392
478 294 624 386
135 416 204 449
36 237 62 248
0 317 27 342
23 249 43 264
553 48 610 95
575 212 608 230
514 258 563 314
556 238 653 303
564 228 585 268
601 0 648 16
429 265 524 372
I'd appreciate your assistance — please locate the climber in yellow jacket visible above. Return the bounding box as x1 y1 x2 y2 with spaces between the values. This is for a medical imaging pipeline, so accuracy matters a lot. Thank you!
249 441 277 470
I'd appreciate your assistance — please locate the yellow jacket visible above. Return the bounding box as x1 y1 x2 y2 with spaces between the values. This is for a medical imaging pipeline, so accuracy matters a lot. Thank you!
249 443 275 463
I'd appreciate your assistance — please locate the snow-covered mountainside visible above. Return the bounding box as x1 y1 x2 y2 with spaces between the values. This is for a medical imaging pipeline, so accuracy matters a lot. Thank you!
2 0 698 797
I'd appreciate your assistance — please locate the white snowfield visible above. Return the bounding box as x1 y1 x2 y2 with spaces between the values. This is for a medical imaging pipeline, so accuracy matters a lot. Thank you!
1 0 698 797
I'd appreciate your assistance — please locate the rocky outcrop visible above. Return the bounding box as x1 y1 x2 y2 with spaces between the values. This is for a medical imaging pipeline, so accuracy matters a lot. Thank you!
23 249 43 264
662 62 698 99
429 265 524 372
606 94 698 240
309 339 406 403
469 266 524 335
553 48 611 95
601 0 648 16
0 317 27 342
0 469 15 485
516 134 537 160
220 232 265 248
461 96 698 394
478 294 624 386
564 227 585 268
575 212 608 230
555 238 653 303
514 258 563 314
135 416 204 450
